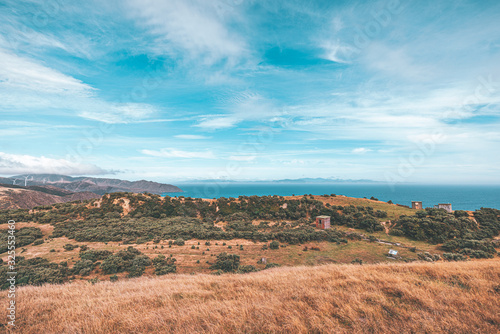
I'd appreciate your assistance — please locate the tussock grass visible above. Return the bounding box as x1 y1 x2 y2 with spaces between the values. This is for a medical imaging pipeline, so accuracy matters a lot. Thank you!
2 259 500 333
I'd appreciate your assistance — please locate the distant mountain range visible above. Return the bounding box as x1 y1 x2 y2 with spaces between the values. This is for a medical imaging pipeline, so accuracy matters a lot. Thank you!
1 174 182 196
0 174 182 209
0 183 100 210
176 178 381 184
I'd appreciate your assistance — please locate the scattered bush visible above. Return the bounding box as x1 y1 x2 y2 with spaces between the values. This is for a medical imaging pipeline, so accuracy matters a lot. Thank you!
269 241 279 250
174 239 185 246
210 253 240 272
63 244 77 251
443 253 468 261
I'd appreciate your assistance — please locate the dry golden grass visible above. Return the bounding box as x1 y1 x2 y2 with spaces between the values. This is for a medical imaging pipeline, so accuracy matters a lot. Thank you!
2 259 500 333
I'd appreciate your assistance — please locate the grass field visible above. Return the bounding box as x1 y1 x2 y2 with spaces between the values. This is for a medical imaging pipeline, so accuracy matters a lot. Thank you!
3 258 499 333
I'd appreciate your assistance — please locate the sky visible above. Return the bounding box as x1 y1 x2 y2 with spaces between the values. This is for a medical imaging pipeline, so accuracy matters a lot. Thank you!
0 0 500 184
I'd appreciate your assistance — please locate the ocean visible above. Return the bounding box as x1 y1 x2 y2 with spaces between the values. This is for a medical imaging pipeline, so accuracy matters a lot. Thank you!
164 183 500 211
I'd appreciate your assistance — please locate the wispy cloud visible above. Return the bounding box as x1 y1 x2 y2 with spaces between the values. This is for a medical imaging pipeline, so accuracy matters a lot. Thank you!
0 152 109 175
79 103 159 124
352 148 371 154
141 148 216 159
0 46 159 124
126 0 248 64
228 155 257 161
174 135 211 140
0 48 93 95
194 116 239 130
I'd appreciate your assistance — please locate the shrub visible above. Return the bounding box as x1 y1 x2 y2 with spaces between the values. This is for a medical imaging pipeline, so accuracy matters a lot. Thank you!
0 227 43 253
174 239 185 246
151 255 177 275
443 253 467 261
33 239 44 246
210 253 240 272
238 265 258 273
417 252 441 262
269 241 279 250
80 249 113 262
72 259 95 276
63 244 77 251
264 263 281 269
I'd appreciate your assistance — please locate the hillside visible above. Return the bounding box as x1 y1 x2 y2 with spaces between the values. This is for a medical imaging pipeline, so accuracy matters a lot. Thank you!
0 184 99 210
4 259 500 333
3 174 182 195
0 192 499 282
1 192 499 332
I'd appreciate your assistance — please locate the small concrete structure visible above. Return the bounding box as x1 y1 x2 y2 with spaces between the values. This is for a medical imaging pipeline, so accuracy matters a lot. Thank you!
315 215 331 229
434 203 452 213
411 201 423 210
388 249 398 256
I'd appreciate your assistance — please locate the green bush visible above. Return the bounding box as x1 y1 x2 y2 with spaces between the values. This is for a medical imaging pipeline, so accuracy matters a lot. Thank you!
0 227 43 253
269 241 279 249
174 238 185 246
443 253 468 261
63 244 77 251
264 263 281 269
238 265 258 273
210 253 240 272
152 255 177 275
72 259 95 276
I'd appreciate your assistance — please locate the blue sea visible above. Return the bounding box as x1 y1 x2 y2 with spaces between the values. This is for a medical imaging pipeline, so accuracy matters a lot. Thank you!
164 183 500 211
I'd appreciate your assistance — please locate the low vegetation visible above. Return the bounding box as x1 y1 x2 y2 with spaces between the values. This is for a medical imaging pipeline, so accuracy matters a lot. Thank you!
0 193 498 289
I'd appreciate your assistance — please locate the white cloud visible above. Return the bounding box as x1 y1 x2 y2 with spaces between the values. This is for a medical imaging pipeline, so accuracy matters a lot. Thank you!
320 40 355 63
0 152 108 175
141 148 216 159
0 48 93 95
79 103 159 124
0 47 159 124
174 134 211 140
194 116 239 130
228 155 256 161
352 148 371 154
127 0 247 64
194 93 281 129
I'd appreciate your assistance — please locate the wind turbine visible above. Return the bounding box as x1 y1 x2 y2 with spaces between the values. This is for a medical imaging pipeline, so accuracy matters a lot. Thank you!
23 175 33 186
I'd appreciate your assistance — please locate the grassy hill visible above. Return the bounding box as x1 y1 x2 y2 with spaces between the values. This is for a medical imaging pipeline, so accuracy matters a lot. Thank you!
4 258 500 333
0 192 499 332
0 192 498 281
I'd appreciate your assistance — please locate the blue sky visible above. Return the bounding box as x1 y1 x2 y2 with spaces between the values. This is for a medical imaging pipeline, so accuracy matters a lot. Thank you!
0 0 500 184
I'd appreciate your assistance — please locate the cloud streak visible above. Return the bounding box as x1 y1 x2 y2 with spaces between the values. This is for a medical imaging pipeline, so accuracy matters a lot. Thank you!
0 152 109 176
